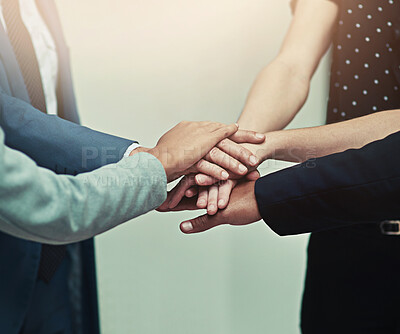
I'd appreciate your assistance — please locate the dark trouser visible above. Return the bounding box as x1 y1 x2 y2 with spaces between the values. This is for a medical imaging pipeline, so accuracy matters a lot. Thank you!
20 256 73 334
301 223 400 334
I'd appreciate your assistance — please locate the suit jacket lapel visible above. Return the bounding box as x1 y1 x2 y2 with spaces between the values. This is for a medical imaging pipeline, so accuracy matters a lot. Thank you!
0 21 30 102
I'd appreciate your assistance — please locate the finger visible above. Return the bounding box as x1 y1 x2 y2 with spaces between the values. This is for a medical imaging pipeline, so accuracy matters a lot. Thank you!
157 182 183 211
158 175 194 211
213 123 239 140
158 197 199 212
195 172 244 186
207 147 248 176
246 170 260 181
168 175 197 209
195 174 219 186
217 139 259 167
195 159 230 180
157 199 170 212
217 179 237 209
207 185 219 215
197 187 208 209
185 187 198 198
180 214 224 234
229 130 265 144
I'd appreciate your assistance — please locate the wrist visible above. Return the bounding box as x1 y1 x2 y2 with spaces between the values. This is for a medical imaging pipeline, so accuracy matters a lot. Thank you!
244 131 281 163
146 147 176 182
130 147 175 181
264 130 309 163
129 146 151 156
263 131 286 161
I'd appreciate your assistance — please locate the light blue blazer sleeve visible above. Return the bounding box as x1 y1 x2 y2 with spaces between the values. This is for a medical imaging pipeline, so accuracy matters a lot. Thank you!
0 89 135 175
0 127 167 245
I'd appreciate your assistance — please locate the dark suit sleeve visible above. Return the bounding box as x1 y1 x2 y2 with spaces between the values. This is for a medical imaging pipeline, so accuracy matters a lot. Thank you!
255 131 400 236
0 90 135 175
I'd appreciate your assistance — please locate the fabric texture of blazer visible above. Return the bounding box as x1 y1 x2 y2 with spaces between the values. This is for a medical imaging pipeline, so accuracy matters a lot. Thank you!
0 125 167 245
255 131 400 236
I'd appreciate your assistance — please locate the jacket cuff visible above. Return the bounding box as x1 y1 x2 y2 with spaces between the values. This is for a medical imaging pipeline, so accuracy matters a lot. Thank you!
121 152 167 209
254 166 318 237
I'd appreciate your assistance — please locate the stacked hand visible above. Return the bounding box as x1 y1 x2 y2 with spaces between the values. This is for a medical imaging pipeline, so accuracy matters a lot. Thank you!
150 122 269 233
158 181 262 233
130 121 265 182
131 122 246 182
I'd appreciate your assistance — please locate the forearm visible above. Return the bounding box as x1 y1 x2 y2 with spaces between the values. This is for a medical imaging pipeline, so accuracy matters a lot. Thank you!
0 135 167 244
238 57 310 133
259 109 400 162
238 0 338 133
255 131 400 236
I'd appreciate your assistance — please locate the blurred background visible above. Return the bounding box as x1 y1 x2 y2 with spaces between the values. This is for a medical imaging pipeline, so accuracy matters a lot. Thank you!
55 1 329 333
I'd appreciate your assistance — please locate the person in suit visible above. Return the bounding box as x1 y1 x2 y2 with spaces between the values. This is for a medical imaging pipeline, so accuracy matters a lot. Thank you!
171 129 400 235
164 107 400 333
0 121 240 244
0 1 265 333
166 0 400 332
164 112 400 236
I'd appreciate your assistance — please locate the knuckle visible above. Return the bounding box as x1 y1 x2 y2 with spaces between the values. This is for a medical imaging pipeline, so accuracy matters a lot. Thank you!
182 176 193 187
209 147 219 158
196 160 205 170
219 139 228 148
238 147 249 157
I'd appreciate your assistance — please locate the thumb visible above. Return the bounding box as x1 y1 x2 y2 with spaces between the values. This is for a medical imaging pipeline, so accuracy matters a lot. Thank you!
246 170 260 181
180 213 224 234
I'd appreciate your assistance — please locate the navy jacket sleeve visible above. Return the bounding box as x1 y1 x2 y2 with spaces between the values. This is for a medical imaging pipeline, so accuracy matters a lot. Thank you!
255 131 400 236
0 90 135 175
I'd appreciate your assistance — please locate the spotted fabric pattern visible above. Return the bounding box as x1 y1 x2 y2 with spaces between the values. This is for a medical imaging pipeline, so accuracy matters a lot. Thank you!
327 0 400 123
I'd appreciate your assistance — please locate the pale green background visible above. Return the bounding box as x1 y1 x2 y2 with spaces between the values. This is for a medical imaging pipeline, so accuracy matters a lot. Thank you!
55 1 329 333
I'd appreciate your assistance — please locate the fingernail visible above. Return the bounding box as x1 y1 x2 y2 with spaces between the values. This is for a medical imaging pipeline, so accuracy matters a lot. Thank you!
221 171 229 179
238 164 247 174
198 199 206 207
249 155 258 166
256 133 265 139
218 199 225 207
208 204 216 212
181 221 193 232
196 175 205 184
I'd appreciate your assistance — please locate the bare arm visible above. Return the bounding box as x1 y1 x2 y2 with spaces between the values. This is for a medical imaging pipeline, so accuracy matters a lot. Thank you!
164 109 400 215
252 110 400 162
163 0 346 213
238 0 339 132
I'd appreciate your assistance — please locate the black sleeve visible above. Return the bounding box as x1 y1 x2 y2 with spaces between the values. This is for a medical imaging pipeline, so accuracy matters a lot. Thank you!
255 131 400 236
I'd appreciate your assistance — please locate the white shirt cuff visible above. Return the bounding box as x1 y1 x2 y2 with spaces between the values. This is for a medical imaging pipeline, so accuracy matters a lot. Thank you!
123 143 141 158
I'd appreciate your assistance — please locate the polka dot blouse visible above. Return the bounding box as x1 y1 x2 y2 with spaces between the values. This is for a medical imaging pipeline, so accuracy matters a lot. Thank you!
327 0 400 123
